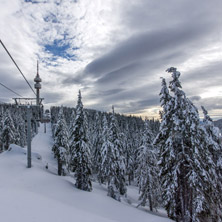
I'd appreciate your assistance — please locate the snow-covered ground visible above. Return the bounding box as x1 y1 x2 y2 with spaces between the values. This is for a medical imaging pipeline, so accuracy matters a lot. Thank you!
0 123 173 222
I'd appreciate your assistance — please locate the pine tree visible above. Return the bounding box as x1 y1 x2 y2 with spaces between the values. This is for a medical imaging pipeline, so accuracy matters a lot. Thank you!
155 67 217 222
136 119 161 211
92 111 103 175
121 122 129 184
183 98 216 222
52 107 69 176
69 91 92 191
126 118 141 184
101 107 126 201
0 107 4 152
1 110 16 150
201 106 222 221
97 114 109 184
67 109 76 172
13 109 27 147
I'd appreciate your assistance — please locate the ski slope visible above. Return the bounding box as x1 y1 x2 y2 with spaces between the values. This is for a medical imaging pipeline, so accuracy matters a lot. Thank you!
0 123 173 222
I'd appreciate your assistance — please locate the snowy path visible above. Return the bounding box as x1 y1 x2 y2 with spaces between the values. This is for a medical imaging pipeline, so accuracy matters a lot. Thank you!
31 123 57 173
0 123 173 222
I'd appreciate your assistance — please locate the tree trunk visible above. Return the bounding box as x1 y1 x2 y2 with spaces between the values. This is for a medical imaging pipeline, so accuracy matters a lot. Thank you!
58 158 62 176
149 193 153 212
128 174 131 185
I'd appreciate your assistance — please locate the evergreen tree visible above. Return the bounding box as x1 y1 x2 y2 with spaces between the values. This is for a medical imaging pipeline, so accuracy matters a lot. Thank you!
1 110 16 150
126 117 141 184
92 111 103 175
13 109 26 147
119 128 130 183
69 91 92 191
201 106 222 221
67 109 76 172
97 114 109 184
101 107 126 201
155 67 217 222
183 98 217 222
52 107 69 176
0 107 4 152
136 119 161 211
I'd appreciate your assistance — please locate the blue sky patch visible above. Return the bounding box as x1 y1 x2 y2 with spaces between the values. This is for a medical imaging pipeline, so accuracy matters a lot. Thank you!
44 39 78 60
24 0 47 4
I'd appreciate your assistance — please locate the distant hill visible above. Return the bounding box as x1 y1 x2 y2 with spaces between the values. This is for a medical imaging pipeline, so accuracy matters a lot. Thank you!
214 119 222 131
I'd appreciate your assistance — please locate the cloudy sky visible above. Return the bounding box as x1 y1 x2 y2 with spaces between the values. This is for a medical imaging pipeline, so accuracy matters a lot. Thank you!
0 0 222 119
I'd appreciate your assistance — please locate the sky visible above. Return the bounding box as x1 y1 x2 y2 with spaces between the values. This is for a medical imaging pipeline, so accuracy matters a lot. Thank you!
0 0 222 119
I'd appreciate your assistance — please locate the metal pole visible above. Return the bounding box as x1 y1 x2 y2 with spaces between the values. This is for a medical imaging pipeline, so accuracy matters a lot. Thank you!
36 88 39 106
36 121 38 134
27 106 32 168
44 122 46 133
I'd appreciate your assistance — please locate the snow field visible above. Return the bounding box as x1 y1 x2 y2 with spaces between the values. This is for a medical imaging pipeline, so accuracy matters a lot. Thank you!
0 123 172 222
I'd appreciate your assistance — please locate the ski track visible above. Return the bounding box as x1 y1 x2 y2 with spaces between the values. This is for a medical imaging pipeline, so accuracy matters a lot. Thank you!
32 123 56 169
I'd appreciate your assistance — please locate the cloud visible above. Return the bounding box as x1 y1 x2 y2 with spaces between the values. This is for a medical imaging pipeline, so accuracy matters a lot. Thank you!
0 56 35 99
0 0 222 119
120 0 222 32
189 96 202 102
118 97 160 114
84 24 209 78
41 91 65 104
180 61 222 98
194 97 222 120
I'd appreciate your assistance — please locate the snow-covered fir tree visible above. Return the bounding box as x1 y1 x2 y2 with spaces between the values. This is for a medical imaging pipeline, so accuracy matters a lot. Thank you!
129 117 144 183
123 122 135 185
69 90 92 191
101 107 126 201
67 109 76 172
0 107 4 152
155 67 218 222
13 110 26 148
1 110 16 150
52 107 69 176
201 106 222 168
136 119 161 211
96 113 108 184
91 111 103 175
183 97 217 222
201 106 222 221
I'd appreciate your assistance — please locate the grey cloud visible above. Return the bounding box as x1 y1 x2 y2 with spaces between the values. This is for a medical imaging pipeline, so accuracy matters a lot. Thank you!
85 21 217 78
96 63 140 85
0 97 10 103
195 97 222 111
0 65 35 99
61 69 90 86
83 50 189 114
132 98 160 108
95 82 159 103
85 82 161 114
121 97 160 114
94 50 188 90
121 0 222 32
189 96 202 102
62 75 84 85
181 61 222 97
108 96 160 115
41 91 65 104
88 88 125 99
183 61 222 82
